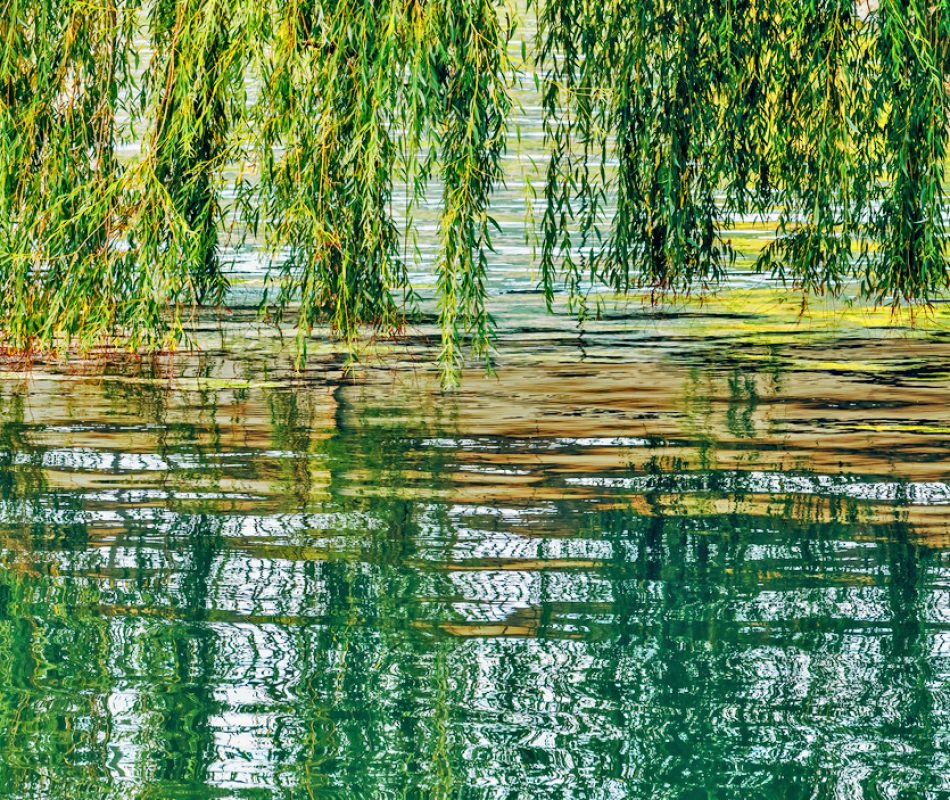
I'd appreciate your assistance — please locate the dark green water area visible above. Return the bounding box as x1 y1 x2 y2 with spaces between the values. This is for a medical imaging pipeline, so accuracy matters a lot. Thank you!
0 295 948 798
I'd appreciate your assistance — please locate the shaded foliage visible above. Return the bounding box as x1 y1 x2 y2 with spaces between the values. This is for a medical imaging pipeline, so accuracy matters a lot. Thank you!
0 0 947 373
537 0 949 307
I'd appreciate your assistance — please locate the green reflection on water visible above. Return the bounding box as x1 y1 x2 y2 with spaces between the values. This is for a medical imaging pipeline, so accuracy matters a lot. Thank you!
0 342 947 799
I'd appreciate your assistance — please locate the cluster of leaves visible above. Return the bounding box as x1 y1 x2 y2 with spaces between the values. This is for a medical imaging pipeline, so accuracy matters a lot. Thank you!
246 0 511 376
0 0 947 375
0 0 246 350
0 0 514 373
537 0 949 309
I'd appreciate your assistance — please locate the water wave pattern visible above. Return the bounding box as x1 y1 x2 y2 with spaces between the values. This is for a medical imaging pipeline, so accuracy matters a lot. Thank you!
0 326 947 798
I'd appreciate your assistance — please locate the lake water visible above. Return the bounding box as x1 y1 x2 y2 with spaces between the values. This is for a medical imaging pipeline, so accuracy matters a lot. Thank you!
0 291 948 798
4 31 950 792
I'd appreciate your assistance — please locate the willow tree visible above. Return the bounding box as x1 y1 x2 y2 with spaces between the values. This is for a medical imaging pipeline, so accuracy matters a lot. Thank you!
0 0 947 372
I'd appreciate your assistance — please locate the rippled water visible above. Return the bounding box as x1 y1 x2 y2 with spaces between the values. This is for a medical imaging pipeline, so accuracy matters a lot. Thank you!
0 298 948 799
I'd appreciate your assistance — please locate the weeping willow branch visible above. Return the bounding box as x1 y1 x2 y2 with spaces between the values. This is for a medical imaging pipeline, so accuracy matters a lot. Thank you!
537 0 949 310
0 0 947 378
0 0 136 348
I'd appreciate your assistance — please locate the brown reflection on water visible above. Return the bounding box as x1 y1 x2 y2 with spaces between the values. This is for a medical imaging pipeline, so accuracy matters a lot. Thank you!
344 349 950 541
4 330 950 541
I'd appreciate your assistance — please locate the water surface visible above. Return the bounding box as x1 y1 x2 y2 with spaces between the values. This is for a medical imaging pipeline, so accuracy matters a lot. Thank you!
0 301 948 798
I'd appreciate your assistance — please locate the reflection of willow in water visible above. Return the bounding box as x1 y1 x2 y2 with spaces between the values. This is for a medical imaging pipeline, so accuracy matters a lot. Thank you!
616 364 937 532
0 372 946 796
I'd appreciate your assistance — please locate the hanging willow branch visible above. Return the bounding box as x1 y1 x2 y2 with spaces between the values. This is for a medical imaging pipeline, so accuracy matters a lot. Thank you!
0 0 947 374
537 0 949 309
0 0 135 348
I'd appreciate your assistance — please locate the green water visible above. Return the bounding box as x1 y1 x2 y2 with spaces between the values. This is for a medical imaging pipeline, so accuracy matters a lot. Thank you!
0 305 948 799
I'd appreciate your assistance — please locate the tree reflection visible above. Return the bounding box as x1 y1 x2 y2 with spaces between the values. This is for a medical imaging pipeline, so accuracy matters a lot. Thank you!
0 361 945 798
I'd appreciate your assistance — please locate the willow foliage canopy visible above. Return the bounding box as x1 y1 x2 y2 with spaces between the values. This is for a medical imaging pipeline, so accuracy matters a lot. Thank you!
1 0 948 372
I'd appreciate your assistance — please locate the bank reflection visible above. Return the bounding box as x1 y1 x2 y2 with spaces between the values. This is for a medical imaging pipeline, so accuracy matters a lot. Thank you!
0 351 946 798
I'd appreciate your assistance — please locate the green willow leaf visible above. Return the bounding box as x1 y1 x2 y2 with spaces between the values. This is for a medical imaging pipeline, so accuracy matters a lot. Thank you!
0 0 946 380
